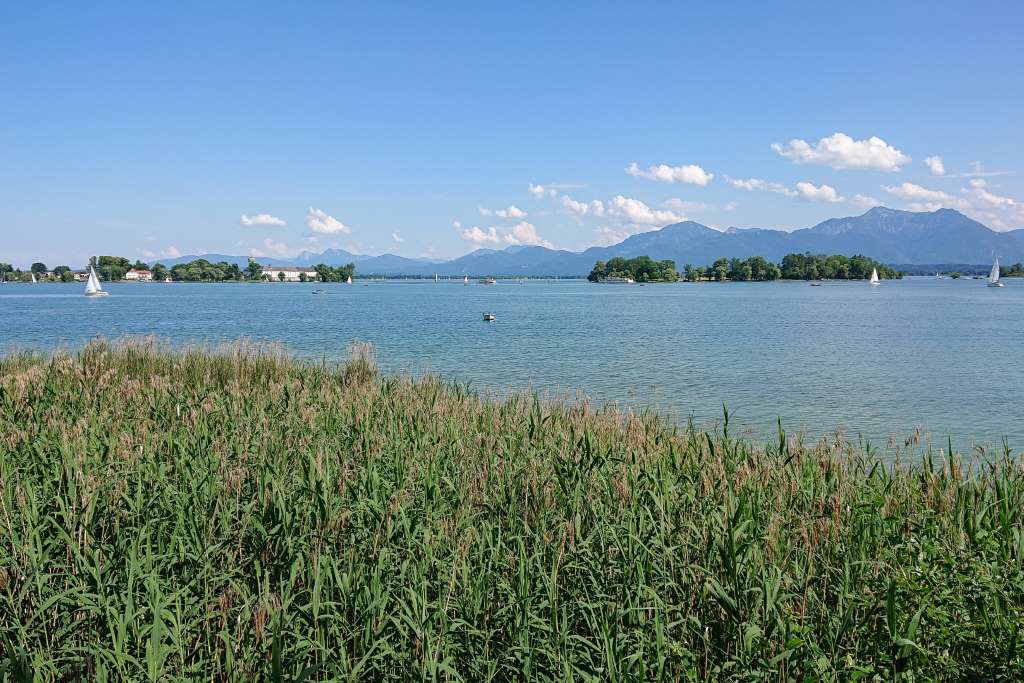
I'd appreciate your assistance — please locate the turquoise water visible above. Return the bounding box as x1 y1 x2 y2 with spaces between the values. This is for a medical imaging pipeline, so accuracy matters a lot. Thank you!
3 278 1021 451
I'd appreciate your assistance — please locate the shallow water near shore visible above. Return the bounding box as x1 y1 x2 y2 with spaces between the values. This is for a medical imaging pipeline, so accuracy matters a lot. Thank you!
3 277 1022 452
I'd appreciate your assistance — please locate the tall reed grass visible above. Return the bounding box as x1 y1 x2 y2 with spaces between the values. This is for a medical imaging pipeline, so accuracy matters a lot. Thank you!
1 338 1021 680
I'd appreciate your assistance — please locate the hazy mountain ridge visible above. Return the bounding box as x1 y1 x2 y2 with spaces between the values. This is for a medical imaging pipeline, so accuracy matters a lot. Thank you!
151 208 1024 276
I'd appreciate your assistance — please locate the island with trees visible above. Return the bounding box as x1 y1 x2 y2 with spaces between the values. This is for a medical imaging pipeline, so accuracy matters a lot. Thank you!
587 256 679 282
676 253 902 282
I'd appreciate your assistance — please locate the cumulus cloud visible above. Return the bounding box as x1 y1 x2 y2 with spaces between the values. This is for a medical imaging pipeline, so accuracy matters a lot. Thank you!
164 246 182 258
248 238 291 258
625 162 714 186
924 156 945 176
663 198 712 213
726 177 797 197
771 132 910 171
306 207 351 234
853 194 882 209
240 213 286 227
459 226 500 245
528 183 558 199
479 204 528 219
502 221 553 248
796 181 844 203
591 226 634 246
608 195 683 225
560 194 605 217
882 182 955 203
391 231 404 243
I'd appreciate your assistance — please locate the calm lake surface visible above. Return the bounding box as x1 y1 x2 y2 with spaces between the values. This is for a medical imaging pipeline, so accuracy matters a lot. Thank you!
3 278 1021 453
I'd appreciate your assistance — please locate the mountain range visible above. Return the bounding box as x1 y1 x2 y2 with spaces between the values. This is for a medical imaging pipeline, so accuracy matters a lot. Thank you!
154 208 1024 276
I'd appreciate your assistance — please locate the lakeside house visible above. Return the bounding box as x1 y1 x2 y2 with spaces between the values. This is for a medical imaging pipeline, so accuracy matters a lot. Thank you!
261 266 319 282
124 268 153 281
72 271 89 282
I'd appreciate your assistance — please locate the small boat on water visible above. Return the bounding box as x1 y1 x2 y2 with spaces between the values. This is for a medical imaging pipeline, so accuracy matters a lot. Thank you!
869 268 880 286
31 272 37 284
483 312 496 321
479 278 497 285
601 276 635 284
464 276 469 285
346 275 353 284
987 258 1004 287
810 282 822 287
311 289 327 295
84 266 109 297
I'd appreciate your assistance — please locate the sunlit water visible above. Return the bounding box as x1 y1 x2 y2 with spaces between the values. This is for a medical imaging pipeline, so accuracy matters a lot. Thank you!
3 277 1021 453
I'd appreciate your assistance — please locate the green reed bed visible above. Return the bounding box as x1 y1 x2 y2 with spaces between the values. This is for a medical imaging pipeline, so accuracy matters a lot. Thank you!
1 339 1022 681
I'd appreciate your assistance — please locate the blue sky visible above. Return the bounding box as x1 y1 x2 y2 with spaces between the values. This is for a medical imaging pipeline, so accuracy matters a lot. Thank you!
2 1 1022 267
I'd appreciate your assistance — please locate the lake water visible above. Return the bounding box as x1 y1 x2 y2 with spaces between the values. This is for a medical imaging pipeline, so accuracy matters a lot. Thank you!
3 278 1021 453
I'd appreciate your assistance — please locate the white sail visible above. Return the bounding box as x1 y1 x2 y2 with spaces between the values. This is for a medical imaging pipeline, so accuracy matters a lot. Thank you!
85 266 104 295
346 274 352 284
869 268 879 284
31 272 37 283
990 258 1000 284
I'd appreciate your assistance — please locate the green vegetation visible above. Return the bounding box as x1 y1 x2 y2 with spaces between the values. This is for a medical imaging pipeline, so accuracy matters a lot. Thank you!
313 262 356 283
168 259 244 282
1001 262 1024 277
680 253 902 282
90 256 133 281
588 256 678 282
2 340 1022 680
779 253 900 280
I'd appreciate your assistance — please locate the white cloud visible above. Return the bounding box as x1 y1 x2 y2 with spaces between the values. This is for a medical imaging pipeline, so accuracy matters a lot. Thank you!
502 221 553 248
962 183 1017 208
528 183 558 199
663 198 712 212
771 132 910 171
946 161 1015 179
853 194 882 209
306 207 351 235
923 156 945 176
164 246 182 258
560 194 605 217
724 201 738 211
479 204 528 219
608 195 683 225
882 182 955 203
141 249 157 259
591 226 633 246
452 220 462 229
459 225 500 245
625 162 714 186
248 238 291 258
391 231 404 243
240 213 286 227
726 177 797 197
796 181 844 203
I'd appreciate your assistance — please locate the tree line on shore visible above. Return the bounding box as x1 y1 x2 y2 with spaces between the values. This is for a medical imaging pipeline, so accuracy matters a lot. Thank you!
587 256 680 282
1 257 357 283
589 252 904 282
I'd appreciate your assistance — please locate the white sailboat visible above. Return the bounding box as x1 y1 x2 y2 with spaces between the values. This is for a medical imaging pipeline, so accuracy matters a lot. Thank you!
31 272 37 283
84 266 109 297
346 274 353 284
869 268 880 286
463 276 469 285
988 258 1004 287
